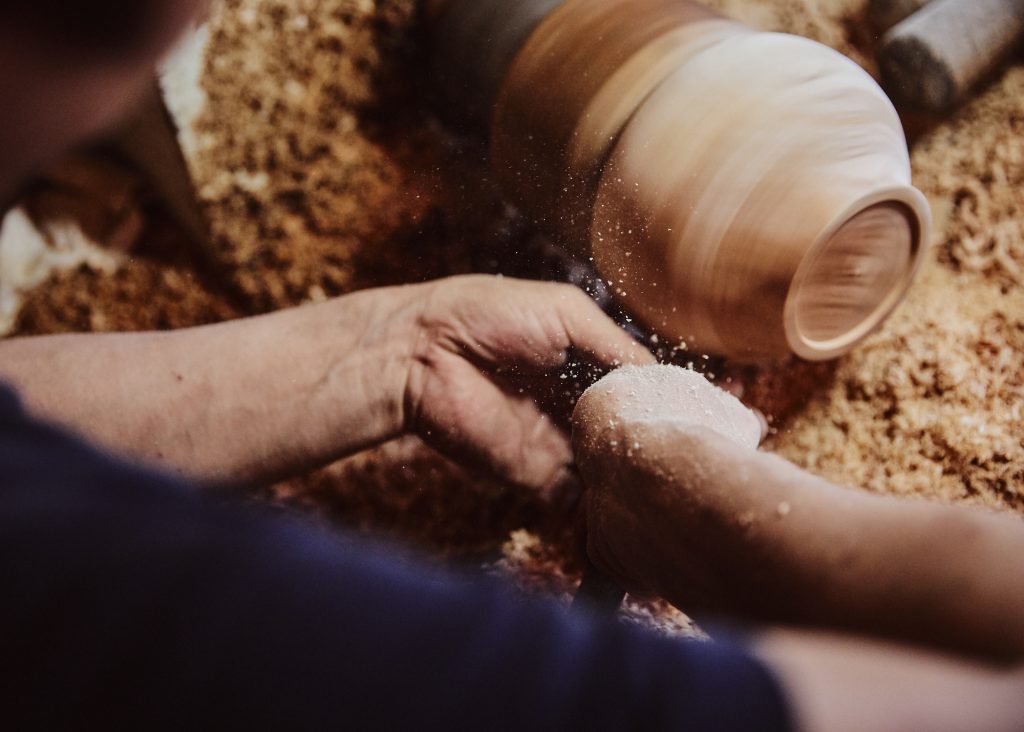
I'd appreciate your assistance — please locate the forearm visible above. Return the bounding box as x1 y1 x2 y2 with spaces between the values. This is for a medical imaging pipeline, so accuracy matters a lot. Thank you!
576 386 1024 661
0 285 422 485
733 444 1024 663
688 439 1024 660
754 629 1024 732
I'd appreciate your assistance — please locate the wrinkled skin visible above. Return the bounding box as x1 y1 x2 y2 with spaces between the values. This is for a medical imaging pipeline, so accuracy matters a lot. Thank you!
405 276 654 494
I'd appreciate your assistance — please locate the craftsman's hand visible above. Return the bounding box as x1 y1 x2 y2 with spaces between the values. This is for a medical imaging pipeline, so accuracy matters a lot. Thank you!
402 276 654 495
0 274 650 490
573 366 1024 667
572 365 768 611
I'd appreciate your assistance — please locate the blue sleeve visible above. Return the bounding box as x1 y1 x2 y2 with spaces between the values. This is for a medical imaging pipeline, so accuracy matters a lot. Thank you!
0 385 791 731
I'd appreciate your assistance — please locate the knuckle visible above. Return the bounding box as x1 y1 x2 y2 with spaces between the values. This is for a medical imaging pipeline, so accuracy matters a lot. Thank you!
555 283 595 310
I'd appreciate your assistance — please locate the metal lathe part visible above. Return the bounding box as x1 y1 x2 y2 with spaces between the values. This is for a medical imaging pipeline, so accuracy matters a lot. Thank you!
429 0 565 125
879 0 1024 112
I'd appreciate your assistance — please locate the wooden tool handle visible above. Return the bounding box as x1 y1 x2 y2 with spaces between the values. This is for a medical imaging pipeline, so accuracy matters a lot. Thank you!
879 0 1024 111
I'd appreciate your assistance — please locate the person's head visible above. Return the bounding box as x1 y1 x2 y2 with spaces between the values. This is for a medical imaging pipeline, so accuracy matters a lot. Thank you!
0 0 206 201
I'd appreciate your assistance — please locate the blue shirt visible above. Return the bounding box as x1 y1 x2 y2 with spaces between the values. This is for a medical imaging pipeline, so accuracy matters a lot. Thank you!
0 385 791 730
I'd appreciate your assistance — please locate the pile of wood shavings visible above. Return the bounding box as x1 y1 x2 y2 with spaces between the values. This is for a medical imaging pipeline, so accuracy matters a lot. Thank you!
180 0 513 311
9 155 238 335
915 70 1024 289
9 0 1024 618
493 530 699 638
187 0 432 308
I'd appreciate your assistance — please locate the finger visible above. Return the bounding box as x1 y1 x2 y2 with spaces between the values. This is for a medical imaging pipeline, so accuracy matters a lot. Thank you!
550 285 656 369
427 277 653 375
414 350 576 496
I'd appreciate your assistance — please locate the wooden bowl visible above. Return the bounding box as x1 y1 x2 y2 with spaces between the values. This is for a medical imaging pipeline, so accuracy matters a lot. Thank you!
430 0 931 360
590 31 930 359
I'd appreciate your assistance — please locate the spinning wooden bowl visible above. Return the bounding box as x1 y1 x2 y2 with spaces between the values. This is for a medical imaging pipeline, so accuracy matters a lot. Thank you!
427 0 932 360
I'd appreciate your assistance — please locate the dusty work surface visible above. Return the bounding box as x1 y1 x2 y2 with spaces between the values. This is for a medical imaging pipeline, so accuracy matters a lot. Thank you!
7 0 1024 627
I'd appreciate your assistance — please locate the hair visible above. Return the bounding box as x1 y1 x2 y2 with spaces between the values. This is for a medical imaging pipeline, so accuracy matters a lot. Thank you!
2 3 166 60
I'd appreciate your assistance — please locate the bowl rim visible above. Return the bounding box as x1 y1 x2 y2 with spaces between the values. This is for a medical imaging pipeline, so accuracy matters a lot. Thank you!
784 184 932 361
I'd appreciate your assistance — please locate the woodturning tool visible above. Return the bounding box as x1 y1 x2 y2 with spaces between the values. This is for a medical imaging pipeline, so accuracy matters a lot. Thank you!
428 0 932 361
878 0 1024 112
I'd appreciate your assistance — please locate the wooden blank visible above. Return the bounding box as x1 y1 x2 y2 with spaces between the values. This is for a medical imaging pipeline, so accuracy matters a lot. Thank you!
429 0 932 360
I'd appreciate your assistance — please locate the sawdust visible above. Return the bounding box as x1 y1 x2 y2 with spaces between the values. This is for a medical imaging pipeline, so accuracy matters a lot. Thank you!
579 365 763 449
10 153 239 335
182 0 497 310
7 0 1024 624
915 69 1024 289
766 261 1024 511
492 529 700 638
